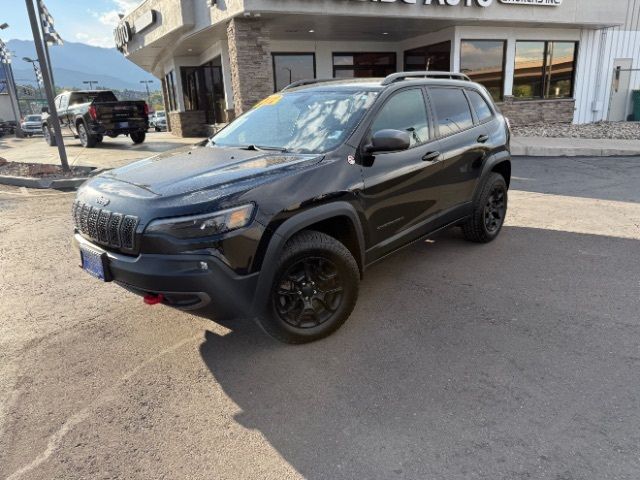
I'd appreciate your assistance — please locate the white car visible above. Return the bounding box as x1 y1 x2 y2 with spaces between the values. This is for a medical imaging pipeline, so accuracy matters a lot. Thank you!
150 111 167 132
21 114 43 136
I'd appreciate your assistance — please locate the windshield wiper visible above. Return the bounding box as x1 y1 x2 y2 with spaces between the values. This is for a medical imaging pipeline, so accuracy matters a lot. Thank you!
240 144 289 153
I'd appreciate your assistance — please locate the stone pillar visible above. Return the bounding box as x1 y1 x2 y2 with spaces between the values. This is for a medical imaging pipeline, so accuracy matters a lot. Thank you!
226 17 274 117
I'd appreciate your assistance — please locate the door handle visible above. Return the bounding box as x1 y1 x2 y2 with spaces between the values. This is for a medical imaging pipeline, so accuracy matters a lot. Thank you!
422 151 441 162
477 134 489 143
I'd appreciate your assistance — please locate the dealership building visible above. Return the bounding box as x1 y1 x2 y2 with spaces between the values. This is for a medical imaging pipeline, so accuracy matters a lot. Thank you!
117 0 640 136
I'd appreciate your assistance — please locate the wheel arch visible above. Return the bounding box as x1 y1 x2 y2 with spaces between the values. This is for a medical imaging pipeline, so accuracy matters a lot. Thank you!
251 202 366 314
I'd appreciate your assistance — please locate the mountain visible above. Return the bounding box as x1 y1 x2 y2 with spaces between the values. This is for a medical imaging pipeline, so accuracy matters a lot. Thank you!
7 39 158 91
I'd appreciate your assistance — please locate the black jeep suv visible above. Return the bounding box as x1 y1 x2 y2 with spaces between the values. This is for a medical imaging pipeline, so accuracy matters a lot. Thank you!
73 72 511 344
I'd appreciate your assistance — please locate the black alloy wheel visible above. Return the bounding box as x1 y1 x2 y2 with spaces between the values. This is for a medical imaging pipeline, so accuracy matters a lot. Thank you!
462 172 508 243
484 184 507 234
261 230 360 344
274 256 344 329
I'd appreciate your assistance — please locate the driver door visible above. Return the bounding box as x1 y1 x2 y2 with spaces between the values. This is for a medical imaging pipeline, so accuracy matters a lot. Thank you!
359 87 446 261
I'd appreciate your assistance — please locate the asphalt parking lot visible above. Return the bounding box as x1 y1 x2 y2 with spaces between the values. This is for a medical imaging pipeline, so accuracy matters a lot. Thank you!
0 155 639 480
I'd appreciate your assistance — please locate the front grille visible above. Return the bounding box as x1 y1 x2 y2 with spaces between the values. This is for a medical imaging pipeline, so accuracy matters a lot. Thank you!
73 200 139 252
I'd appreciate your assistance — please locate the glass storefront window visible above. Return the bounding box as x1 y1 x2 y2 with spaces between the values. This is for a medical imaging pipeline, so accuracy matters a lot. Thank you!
404 41 451 72
547 42 577 99
514 41 577 99
164 71 177 111
460 40 506 101
332 52 396 78
272 53 316 91
180 61 226 124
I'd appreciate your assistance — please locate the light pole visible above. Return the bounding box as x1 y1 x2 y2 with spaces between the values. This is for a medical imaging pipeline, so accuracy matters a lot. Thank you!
22 57 43 104
83 80 98 90
0 23 24 137
140 80 153 106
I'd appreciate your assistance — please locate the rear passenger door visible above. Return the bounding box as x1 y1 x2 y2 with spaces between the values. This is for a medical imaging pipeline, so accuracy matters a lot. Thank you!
426 86 489 214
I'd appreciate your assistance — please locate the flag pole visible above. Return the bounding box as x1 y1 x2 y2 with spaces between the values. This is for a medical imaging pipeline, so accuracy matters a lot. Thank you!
25 0 68 171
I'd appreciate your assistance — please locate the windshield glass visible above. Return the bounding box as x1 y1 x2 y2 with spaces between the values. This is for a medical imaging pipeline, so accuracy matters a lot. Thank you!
212 90 377 154
25 115 41 122
157 111 166 117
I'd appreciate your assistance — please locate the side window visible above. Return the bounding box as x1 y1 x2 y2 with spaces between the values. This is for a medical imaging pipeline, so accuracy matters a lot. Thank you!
59 94 69 110
429 87 474 137
370 89 430 148
467 90 493 123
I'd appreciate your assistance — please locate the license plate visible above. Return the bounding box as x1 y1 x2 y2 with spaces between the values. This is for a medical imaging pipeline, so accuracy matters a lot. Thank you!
116 121 129 128
80 246 108 281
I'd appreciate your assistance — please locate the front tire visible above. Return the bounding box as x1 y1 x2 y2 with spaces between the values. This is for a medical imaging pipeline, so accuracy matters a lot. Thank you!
258 230 360 344
462 172 508 243
130 131 146 144
43 125 56 146
78 122 97 148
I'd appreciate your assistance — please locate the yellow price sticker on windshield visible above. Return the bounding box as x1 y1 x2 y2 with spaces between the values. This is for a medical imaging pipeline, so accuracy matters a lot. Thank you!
253 94 282 109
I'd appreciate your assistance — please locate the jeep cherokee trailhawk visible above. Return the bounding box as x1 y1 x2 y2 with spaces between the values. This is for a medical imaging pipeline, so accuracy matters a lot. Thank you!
73 72 511 344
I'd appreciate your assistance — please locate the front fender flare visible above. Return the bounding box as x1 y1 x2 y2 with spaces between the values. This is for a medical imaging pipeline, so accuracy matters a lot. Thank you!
251 201 366 315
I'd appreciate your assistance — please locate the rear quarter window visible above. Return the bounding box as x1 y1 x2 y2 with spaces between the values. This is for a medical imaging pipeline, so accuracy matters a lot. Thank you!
467 90 494 123
429 87 474 137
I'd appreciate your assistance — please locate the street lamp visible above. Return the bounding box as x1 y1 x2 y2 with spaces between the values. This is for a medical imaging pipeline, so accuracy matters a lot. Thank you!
0 23 8 30
22 56 44 103
140 80 153 106
83 80 98 90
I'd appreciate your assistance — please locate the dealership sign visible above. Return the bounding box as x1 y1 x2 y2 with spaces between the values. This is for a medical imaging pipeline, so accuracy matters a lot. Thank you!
114 10 157 52
356 0 562 6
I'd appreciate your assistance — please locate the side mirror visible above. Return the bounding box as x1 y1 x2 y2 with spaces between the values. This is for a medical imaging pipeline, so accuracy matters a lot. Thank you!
367 129 411 154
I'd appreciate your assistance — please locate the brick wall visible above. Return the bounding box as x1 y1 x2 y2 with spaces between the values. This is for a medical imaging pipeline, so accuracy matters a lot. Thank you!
499 96 576 126
226 17 274 116
168 110 208 137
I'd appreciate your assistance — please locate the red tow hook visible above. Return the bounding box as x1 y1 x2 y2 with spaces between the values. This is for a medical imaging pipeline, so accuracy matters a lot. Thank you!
144 294 164 305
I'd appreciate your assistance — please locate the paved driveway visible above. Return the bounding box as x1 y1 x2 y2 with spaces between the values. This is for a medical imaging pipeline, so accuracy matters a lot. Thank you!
0 156 639 480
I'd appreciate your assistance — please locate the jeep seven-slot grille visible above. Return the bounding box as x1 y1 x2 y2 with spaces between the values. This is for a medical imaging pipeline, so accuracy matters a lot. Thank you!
73 200 138 251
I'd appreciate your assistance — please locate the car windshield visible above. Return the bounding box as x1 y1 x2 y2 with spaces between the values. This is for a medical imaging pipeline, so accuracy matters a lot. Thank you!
211 90 378 154
157 111 165 118
25 115 41 122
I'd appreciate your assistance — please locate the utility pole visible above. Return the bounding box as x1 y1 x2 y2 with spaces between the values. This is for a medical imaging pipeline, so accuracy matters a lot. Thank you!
0 26 24 138
25 0 68 171
83 80 98 90
140 80 153 106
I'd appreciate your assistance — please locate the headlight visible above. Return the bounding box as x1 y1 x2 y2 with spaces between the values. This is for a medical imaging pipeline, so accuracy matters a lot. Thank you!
145 204 254 239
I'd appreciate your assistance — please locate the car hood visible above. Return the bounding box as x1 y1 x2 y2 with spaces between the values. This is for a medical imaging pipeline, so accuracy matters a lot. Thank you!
99 143 323 198
22 122 42 127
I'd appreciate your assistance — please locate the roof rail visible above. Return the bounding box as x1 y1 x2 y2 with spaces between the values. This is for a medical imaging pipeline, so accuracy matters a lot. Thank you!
381 71 471 86
281 78 338 91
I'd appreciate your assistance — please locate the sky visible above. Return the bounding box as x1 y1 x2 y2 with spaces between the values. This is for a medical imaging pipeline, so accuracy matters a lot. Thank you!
1 0 141 48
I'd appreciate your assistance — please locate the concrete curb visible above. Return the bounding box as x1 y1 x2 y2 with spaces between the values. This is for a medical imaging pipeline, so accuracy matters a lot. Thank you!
0 168 109 190
511 138 640 157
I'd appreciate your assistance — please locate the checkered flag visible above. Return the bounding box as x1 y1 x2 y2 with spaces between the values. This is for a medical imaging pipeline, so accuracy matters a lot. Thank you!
0 39 11 64
38 0 64 46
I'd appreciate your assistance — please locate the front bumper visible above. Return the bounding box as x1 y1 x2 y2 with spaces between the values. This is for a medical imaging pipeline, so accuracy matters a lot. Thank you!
22 125 43 134
73 233 259 319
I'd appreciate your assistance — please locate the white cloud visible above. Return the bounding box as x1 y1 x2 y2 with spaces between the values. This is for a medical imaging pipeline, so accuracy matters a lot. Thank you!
113 0 141 14
98 10 122 28
75 32 114 49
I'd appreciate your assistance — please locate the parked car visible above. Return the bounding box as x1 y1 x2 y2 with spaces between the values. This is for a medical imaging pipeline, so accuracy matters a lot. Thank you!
0 119 16 136
72 72 511 344
150 110 167 132
21 114 43 136
42 90 149 148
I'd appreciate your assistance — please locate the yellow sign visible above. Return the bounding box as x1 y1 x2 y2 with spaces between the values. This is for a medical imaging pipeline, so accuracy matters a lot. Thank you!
253 94 283 109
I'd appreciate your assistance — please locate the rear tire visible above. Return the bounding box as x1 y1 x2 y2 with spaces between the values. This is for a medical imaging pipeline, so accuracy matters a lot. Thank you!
258 230 360 344
462 172 508 243
78 122 97 148
130 131 146 144
43 125 56 146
